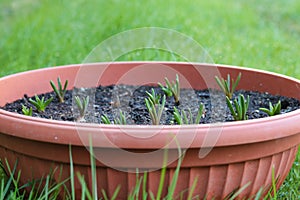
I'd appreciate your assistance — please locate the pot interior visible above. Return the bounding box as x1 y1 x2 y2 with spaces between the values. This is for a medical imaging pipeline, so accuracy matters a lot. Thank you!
1 62 300 107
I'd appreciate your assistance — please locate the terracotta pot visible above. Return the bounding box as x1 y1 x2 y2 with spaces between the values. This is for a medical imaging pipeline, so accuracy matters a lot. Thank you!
0 62 299 199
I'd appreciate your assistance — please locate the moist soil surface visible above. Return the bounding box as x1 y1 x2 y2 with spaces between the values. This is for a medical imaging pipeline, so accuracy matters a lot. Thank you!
2 85 300 125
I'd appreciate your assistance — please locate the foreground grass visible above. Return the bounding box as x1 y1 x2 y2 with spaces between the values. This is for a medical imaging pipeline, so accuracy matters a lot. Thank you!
0 0 299 198
1 146 299 199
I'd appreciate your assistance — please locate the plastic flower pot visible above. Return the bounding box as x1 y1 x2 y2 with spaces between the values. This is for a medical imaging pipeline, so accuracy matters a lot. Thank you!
0 62 299 199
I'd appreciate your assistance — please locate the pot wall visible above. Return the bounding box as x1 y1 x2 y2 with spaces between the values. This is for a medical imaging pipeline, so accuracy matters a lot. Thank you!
0 62 300 199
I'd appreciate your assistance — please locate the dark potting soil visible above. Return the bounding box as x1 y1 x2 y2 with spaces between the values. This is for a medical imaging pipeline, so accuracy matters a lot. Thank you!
1 85 300 125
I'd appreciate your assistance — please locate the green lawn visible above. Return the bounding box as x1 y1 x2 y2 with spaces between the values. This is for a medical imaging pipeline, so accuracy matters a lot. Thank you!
0 0 299 199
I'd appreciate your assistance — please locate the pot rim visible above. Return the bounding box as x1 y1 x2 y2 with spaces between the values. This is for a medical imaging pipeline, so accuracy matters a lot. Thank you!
1 62 300 148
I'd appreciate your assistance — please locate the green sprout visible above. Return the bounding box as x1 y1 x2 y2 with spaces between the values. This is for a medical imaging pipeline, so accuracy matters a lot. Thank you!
226 94 249 121
101 114 111 124
101 110 127 125
146 88 161 105
50 77 68 103
173 103 204 125
215 72 241 99
145 95 166 125
114 110 127 125
75 96 89 121
21 104 33 116
173 107 188 125
158 74 180 105
259 100 281 116
29 95 53 112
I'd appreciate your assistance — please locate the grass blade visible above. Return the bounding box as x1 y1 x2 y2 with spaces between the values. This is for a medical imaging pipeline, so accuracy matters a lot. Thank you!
142 172 148 200
69 145 75 200
187 176 198 200
156 149 168 200
89 137 98 200
166 140 184 200
111 185 121 200
228 182 251 200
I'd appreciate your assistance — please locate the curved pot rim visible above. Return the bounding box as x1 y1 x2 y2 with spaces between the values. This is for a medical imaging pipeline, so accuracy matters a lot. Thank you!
1 62 300 148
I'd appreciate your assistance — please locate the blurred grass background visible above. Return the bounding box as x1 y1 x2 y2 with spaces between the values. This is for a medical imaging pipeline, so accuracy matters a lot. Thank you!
0 0 299 198
0 0 300 77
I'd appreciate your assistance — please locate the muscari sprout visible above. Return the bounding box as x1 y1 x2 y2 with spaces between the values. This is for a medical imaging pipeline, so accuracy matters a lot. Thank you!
101 110 127 125
173 103 204 125
158 74 180 105
146 88 161 105
113 110 127 125
145 94 166 125
29 95 53 112
226 94 249 121
21 104 33 116
215 73 241 99
101 114 111 124
75 96 89 121
50 77 68 103
260 100 281 116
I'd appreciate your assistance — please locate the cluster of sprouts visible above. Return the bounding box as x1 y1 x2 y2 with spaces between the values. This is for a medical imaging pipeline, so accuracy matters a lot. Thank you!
145 75 205 125
173 103 204 125
22 78 90 122
101 110 127 125
29 95 53 113
145 92 166 125
158 75 180 105
21 73 282 124
215 73 282 121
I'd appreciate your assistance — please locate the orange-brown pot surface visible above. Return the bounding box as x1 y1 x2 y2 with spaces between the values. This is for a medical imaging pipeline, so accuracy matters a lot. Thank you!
0 62 300 199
